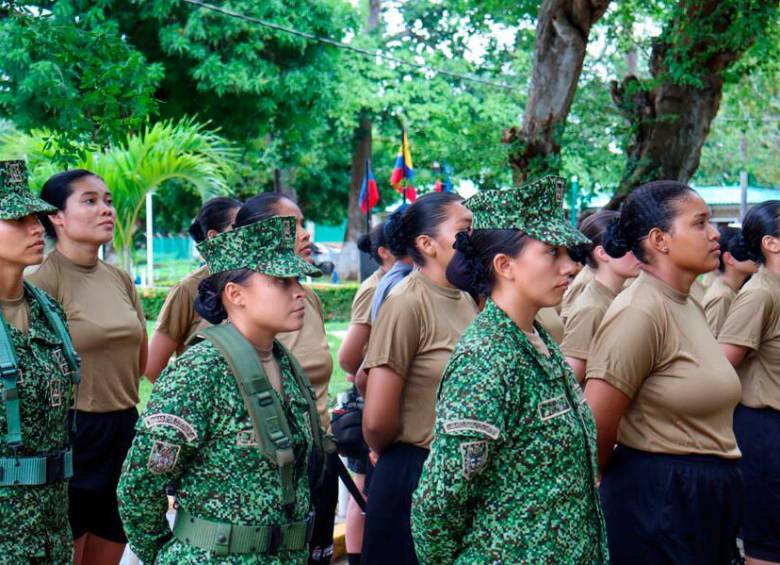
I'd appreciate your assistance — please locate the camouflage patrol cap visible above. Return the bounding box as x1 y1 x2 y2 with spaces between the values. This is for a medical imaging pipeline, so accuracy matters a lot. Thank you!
0 160 57 220
197 215 321 278
466 175 590 248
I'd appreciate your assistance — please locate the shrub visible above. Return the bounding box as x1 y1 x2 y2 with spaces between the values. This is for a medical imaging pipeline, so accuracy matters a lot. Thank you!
310 283 359 323
138 283 358 322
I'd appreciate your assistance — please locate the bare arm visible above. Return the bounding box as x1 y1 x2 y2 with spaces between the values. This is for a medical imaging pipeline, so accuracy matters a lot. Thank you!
584 378 632 470
720 343 749 368
144 331 180 383
139 327 149 379
355 367 368 397
565 356 587 383
363 366 404 454
338 323 371 376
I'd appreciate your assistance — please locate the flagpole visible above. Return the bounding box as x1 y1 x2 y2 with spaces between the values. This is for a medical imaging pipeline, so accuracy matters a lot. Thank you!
365 158 371 233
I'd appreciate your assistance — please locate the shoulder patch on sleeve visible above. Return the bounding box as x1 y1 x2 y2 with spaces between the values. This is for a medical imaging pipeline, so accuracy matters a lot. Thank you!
460 441 489 479
147 440 181 475
144 413 198 442
443 419 500 440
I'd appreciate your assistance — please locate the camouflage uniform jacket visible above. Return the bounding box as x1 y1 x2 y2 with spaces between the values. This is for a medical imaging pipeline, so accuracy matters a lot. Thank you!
411 299 608 564
118 340 315 564
0 288 74 564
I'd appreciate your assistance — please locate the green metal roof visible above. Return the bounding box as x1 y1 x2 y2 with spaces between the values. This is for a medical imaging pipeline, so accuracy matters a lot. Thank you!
587 185 780 208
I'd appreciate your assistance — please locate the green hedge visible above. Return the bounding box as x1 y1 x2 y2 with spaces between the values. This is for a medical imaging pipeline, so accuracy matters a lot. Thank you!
138 287 169 321
310 283 359 323
138 284 358 323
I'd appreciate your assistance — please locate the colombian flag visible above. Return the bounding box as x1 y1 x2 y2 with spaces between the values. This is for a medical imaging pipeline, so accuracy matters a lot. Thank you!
359 159 380 214
390 130 417 202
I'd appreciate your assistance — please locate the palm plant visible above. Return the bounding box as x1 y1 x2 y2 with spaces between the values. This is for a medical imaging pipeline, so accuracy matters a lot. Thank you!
1 118 238 269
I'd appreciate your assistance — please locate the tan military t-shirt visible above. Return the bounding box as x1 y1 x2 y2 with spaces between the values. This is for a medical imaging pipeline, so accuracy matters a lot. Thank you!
561 280 616 360
701 269 718 289
255 346 283 395
0 294 30 334
561 265 594 322
690 278 706 305
28 250 146 413
278 287 333 429
536 307 564 344
702 277 737 337
350 269 382 326
523 328 550 357
364 271 478 448
719 266 780 410
155 265 210 353
586 271 741 458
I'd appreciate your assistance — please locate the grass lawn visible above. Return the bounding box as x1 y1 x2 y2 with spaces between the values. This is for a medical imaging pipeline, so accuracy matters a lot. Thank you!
138 321 352 413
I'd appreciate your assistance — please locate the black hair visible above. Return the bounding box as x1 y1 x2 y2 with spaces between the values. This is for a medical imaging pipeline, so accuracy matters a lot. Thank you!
234 193 294 228
194 269 255 324
384 192 463 265
603 180 695 263
188 197 242 243
737 200 780 264
357 221 389 264
578 210 620 269
39 169 101 239
717 226 750 270
447 230 528 299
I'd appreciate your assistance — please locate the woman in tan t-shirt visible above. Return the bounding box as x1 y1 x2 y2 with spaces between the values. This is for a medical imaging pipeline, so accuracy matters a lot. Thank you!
701 225 757 337
562 210 640 382
361 192 477 565
336 221 395 565
719 201 780 565
145 197 241 382
232 192 338 564
29 169 147 565
585 181 743 564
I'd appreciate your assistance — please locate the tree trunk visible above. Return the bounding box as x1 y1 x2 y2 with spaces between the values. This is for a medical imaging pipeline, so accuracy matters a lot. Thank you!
344 0 381 245
504 0 611 183
340 0 382 281
344 113 373 243
607 0 779 208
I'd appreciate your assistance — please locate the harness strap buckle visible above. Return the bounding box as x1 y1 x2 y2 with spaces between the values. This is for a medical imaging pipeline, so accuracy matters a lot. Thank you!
0 362 17 380
267 524 283 556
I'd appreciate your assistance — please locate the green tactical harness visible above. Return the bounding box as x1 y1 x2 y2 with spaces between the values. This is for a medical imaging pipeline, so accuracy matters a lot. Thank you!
173 323 330 556
0 282 80 486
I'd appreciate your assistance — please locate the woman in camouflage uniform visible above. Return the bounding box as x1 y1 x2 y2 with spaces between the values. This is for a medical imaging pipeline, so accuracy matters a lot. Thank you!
0 160 77 563
118 216 323 564
412 177 608 564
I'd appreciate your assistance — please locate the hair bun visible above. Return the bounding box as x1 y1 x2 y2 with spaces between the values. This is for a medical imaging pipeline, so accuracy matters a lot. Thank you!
194 278 228 324
384 207 409 258
357 233 372 255
188 220 206 243
447 232 490 299
732 232 761 263
603 218 630 258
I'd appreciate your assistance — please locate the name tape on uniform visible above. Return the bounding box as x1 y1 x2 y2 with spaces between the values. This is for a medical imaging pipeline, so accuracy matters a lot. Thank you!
443 419 501 440
144 413 198 442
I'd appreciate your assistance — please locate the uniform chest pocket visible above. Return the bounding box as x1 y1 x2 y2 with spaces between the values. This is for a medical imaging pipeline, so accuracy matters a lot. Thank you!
537 394 572 423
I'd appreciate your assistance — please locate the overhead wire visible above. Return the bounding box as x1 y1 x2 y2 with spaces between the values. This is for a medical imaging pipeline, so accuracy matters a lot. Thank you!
181 0 518 92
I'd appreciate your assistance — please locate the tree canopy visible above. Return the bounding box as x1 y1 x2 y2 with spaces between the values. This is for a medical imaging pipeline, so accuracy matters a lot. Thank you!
1 0 778 236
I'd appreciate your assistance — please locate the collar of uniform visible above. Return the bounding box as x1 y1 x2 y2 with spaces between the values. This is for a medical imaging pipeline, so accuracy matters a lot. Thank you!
482 299 565 381
757 265 780 293
52 249 100 274
636 270 688 305
591 279 617 302
412 270 464 301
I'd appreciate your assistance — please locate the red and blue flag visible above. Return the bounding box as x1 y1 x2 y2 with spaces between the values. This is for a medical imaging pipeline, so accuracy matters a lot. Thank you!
390 130 417 202
359 159 380 214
